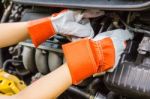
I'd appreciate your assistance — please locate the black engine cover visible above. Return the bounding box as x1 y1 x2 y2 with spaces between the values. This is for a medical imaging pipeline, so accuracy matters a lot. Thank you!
104 57 150 99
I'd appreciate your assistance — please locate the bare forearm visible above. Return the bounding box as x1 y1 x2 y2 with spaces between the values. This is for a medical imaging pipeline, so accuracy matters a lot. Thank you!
16 63 72 99
0 22 29 48
0 96 16 99
0 64 72 99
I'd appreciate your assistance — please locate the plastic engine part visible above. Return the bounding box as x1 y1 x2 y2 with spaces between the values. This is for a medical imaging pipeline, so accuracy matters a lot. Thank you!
104 56 150 99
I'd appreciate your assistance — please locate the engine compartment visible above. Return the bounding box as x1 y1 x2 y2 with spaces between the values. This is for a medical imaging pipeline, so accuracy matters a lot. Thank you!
1 0 150 99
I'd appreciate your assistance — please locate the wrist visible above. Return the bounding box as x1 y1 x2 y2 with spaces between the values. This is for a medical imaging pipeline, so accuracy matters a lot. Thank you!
27 17 56 47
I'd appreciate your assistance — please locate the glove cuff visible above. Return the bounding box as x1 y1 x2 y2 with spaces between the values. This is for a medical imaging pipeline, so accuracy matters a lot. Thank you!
27 17 56 47
62 38 115 84
96 38 115 72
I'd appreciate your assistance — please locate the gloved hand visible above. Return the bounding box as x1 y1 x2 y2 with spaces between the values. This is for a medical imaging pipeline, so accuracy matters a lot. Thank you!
62 29 133 84
50 10 94 38
27 9 104 47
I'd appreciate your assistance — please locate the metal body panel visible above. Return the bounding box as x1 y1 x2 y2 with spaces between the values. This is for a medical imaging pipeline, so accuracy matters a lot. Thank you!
13 0 150 11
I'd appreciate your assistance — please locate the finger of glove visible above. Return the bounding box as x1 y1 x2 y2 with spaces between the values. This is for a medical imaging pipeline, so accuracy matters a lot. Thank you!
60 21 94 38
110 29 133 41
93 29 133 41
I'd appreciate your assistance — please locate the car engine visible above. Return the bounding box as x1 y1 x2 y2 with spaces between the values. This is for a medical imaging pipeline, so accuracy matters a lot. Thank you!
1 0 150 98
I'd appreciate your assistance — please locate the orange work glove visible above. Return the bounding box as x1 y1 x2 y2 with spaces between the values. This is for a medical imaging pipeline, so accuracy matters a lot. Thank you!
62 29 133 84
27 9 104 47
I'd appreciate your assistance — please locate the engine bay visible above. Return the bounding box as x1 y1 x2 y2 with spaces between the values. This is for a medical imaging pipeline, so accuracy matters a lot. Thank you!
0 0 150 99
